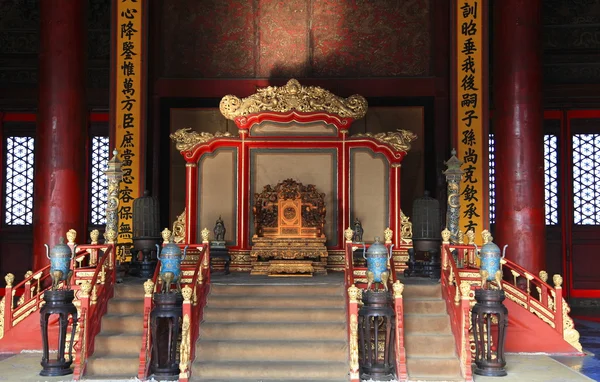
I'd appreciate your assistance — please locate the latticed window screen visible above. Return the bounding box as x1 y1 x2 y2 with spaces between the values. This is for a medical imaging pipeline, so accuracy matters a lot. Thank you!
573 134 600 225
90 136 109 225
489 134 495 224
4 136 35 225
544 135 559 225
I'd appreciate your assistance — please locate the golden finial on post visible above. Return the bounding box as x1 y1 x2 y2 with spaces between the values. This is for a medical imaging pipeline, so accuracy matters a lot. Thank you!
80 281 92 298
143 279 154 297
348 284 361 303
457 230 464 244
182 285 193 302
539 270 548 283
90 229 100 244
384 227 393 243
161 228 172 244
104 229 117 244
24 270 33 279
201 228 210 243
481 229 492 244
553 274 563 288
66 229 77 245
441 228 451 244
344 227 354 242
4 273 14 288
392 280 404 299
466 229 475 245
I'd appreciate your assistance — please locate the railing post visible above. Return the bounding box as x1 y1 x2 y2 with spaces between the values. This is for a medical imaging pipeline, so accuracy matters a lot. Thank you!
3 273 15 334
460 282 473 381
348 284 360 382
343 227 354 287
138 279 154 380
179 285 193 382
393 280 407 381
553 274 564 336
73 281 92 380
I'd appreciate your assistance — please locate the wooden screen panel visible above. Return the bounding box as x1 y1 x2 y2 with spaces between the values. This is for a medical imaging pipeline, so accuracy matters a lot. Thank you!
198 148 237 245
350 149 388 242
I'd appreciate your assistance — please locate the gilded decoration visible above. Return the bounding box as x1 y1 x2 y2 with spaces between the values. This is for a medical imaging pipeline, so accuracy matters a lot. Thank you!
170 128 235 152
539 270 549 283
182 285 193 302
553 274 563 288
392 281 404 299
201 228 210 243
172 210 186 243
400 210 413 244
562 299 583 352
179 314 191 378
161 228 172 244
90 229 100 244
349 313 359 374
384 227 393 243
219 79 368 120
352 129 417 153
4 273 14 288
143 279 154 297
348 284 361 304
0 297 5 339
344 227 354 242
66 229 77 245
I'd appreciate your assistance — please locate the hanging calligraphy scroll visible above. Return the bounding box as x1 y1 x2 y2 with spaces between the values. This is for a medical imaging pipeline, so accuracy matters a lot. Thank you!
455 0 487 241
114 0 145 261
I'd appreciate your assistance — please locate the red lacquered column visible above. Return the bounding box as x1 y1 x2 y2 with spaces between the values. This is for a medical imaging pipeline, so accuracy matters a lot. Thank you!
493 0 545 273
33 1 87 269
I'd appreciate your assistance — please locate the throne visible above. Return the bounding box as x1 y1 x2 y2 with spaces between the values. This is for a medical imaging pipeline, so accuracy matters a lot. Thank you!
250 179 328 276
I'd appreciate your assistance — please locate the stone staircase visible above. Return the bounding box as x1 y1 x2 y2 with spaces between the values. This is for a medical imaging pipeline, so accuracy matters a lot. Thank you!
403 280 463 381
191 282 348 382
84 281 145 380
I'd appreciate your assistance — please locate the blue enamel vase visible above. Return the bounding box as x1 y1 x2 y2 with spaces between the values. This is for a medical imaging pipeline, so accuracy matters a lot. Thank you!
363 236 392 282
157 239 188 281
478 239 507 281
45 237 73 280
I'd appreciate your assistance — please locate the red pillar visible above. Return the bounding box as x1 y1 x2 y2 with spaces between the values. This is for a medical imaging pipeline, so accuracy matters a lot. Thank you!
493 0 545 273
33 1 87 270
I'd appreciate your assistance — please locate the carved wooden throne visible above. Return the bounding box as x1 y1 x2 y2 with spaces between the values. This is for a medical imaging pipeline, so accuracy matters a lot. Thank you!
250 179 328 276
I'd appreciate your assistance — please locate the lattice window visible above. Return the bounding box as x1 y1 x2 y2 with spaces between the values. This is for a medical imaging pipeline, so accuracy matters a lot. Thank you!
4 136 35 225
90 136 109 225
489 133 495 224
573 134 600 225
544 135 559 225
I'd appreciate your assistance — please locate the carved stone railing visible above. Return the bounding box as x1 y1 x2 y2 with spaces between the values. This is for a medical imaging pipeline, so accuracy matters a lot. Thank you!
72 243 116 380
441 243 473 382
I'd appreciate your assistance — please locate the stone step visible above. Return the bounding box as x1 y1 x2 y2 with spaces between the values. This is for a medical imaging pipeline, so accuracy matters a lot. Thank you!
85 354 139 378
106 298 144 315
404 313 451 334
207 295 344 309
93 333 142 355
203 307 345 323
402 283 442 299
113 283 146 299
199 321 346 341
100 313 143 334
192 361 348 380
195 340 347 363
403 298 447 315
405 333 456 357
406 356 463 380
210 284 343 297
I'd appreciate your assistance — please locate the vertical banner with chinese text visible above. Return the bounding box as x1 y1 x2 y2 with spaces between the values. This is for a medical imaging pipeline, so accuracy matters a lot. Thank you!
114 0 144 261
456 0 486 242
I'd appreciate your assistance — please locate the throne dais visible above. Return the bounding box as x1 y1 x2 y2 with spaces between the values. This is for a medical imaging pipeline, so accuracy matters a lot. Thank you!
250 179 328 276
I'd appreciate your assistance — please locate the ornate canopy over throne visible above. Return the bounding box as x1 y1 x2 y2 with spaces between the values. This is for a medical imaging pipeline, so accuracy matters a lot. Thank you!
250 179 328 276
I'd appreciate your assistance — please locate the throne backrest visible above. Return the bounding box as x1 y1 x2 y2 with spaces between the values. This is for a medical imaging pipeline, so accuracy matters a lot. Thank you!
253 178 326 238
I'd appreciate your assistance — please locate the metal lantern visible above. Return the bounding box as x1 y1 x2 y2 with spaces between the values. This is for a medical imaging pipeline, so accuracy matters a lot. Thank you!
411 191 441 253
133 190 161 278
39 290 78 376
358 290 395 381
44 237 74 290
472 289 509 376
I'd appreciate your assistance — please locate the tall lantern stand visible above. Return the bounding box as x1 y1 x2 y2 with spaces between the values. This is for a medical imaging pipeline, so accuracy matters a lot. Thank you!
132 190 161 278
151 292 183 380
39 290 78 376
472 288 508 376
358 290 395 381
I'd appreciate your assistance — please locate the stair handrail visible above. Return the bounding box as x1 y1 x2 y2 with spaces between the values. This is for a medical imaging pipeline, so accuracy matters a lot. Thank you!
72 243 116 380
441 243 473 382
178 239 210 382
137 257 162 381
0 243 106 341
496 257 583 353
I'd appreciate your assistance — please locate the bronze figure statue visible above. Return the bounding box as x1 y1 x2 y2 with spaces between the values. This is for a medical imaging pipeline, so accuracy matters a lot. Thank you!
353 218 364 242
214 216 226 242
